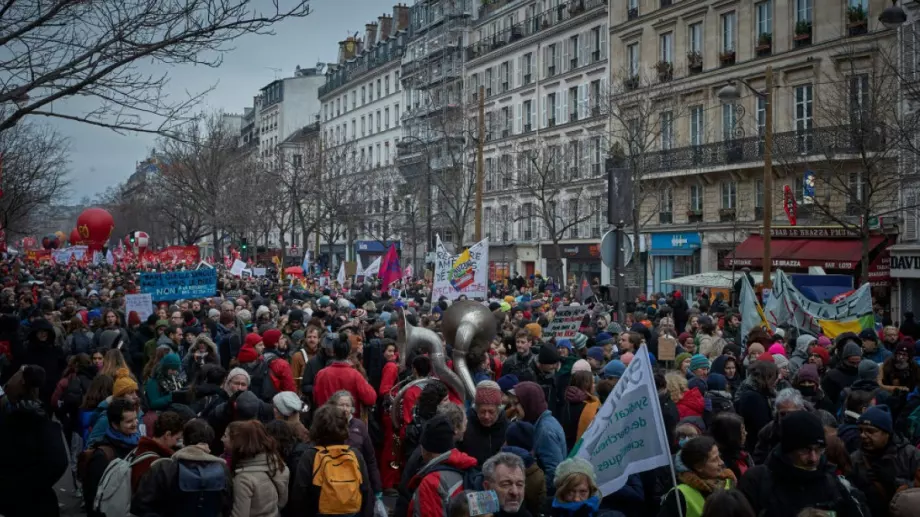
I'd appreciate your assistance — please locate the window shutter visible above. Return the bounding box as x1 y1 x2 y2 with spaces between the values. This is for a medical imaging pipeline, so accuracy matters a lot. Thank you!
516 102 523 134
542 95 548 127
531 53 536 79
907 190 919 241
579 84 588 119
559 89 567 123
555 46 562 72
543 46 550 78
581 137 590 177
516 56 523 87
563 39 571 72
601 24 608 59
581 31 589 67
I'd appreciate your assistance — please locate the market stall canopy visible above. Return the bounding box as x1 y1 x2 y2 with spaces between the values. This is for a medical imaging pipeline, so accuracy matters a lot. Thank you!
662 271 765 289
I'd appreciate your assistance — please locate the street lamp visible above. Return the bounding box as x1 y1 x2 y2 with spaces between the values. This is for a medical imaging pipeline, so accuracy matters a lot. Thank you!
396 136 433 269
879 0 908 28
717 66 774 289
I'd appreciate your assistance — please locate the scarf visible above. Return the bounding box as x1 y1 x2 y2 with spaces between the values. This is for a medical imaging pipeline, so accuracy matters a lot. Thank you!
677 465 736 494
576 394 600 442
106 426 141 446
551 495 600 515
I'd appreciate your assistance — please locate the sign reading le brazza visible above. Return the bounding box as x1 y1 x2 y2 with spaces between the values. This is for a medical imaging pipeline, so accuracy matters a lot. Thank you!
769 227 852 238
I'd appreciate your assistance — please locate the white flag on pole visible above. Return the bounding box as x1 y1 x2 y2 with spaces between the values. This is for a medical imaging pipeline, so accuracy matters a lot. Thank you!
336 261 346 285
355 254 365 277
574 344 672 496
364 255 382 277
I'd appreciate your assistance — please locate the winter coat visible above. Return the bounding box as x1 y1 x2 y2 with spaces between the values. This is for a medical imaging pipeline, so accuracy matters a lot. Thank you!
738 447 869 517
503 351 536 381
822 363 859 409
289 348 315 396
461 406 509 465
130 436 175 492
848 437 920 517
83 432 138 516
838 411 863 453
230 453 289 517
395 446 425 517
532 409 567 492
659 391 680 453
21 325 66 407
558 386 600 452
734 379 774 453
500 446 546 517
94 326 131 351
131 444 234 517
299 351 330 407
68 330 95 357
313 362 377 415
0 404 69 517
698 334 726 360
87 398 145 446
286 444 374 517
711 356 742 393
752 420 781 465
190 382 227 418
129 326 155 379
347 417 382 493
707 390 735 416
677 388 706 420
183 337 220 384
261 350 296 393
407 449 479 517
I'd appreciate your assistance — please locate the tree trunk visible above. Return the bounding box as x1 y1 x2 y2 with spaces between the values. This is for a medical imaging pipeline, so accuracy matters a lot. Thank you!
861 220 870 283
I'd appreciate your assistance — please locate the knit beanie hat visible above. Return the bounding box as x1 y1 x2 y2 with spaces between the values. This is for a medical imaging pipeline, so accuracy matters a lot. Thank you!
255 306 271 320
603 360 626 379
160 352 181 372
858 405 894 435
768 344 787 357
555 457 598 488
858 329 878 342
858 359 880 381
262 329 282 349
620 352 634 365
757 352 775 363
272 392 303 417
572 359 592 373
689 354 710 372
707 373 727 392
538 345 560 365
596 332 614 345
587 347 605 362
675 352 692 368
505 421 535 451
816 335 832 348
773 354 790 370
525 322 542 340
688 377 708 394
572 333 588 350
514 381 548 422
112 368 138 398
420 414 456 454
475 380 503 406
809 346 830 365
780 411 826 453
207 308 220 319
497 374 519 395
795 364 821 385
237 343 260 363
556 339 573 352
224 367 251 391
237 309 252 324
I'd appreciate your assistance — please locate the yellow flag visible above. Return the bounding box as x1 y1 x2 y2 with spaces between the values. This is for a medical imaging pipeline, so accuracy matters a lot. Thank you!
818 318 862 339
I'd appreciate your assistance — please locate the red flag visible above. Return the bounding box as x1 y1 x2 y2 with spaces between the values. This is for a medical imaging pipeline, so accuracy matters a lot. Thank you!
379 244 401 290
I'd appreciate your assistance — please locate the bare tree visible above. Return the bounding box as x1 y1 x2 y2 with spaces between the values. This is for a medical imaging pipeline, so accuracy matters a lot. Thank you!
0 0 311 135
314 141 360 268
774 41 903 280
0 119 70 235
510 143 597 282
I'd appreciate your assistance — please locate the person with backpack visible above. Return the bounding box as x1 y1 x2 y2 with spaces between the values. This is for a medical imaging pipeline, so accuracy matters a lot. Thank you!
129 410 185 492
0 365 69 517
224 419 290 516
261 328 296 393
406 414 479 517
86 368 143 446
238 334 275 401
312 332 376 416
67 316 95 358
82 397 143 517
131 418 234 517
288 404 374 517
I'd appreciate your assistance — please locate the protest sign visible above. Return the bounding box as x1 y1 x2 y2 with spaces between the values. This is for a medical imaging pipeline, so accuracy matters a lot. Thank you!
545 305 589 339
657 336 676 361
124 293 154 322
764 270 872 335
139 269 218 302
432 236 489 302
253 267 267 277
229 259 246 277
389 288 401 299
196 261 213 270
574 344 671 495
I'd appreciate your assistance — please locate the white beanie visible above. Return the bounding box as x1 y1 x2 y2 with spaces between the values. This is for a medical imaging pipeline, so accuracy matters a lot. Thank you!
272 391 304 417
572 359 592 373
224 367 250 391
255 306 271 320
555 457 597 487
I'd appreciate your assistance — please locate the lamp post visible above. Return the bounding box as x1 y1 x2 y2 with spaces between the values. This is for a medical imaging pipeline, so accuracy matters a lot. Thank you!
879 0 908 28
717 66 774 289
396 136 433 271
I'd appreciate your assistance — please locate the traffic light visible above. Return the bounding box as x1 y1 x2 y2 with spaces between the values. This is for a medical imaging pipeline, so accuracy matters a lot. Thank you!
129 235 135 244
241 238 248 250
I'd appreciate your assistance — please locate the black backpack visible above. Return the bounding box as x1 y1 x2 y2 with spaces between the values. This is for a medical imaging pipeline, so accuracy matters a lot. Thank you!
173 460 227 517
245 360 277 403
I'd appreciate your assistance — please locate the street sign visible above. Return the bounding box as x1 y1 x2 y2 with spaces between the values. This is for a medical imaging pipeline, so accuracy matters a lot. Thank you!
601 229 634 268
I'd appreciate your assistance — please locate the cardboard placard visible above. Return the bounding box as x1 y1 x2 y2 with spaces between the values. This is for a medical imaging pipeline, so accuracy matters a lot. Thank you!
657 336 677 361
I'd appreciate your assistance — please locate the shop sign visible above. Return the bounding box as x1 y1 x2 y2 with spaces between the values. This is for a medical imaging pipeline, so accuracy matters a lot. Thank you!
727 257 858 269
768 227 852 238
542 243 601 260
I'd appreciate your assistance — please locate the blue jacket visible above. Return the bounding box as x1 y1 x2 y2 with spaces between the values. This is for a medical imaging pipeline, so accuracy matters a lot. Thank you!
864 347 892 365
533 409 566 492
86 398 144 446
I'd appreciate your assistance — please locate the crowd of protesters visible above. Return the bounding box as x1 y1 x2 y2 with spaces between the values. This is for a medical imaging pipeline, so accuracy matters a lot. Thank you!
0 260 918 517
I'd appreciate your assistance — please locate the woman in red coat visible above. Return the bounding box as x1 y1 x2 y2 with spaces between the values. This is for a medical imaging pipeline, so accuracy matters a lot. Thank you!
378 342 400 490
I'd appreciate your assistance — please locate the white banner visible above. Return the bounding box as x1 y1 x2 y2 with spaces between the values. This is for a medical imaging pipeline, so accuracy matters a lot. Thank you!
764 270 873 335
125 293 154 322
575 344 672 496
253 267 267 277
229 259 246 277
355 255 365 277
545 305 588 339
336 261 346 285
432 236 489 302
363 255 381 277
52 246 88 264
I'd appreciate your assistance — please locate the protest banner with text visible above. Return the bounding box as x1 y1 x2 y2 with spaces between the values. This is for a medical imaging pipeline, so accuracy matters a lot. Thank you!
139 269 218 302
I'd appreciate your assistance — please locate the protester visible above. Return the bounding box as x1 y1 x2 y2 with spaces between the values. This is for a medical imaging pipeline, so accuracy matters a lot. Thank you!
482 452 529 517
83 398 143 516
129 410 184 491
223 420 290 516
406 413 478 516
514 381 566 492
659 436 735 517
461 380 509 465
502 420 546 517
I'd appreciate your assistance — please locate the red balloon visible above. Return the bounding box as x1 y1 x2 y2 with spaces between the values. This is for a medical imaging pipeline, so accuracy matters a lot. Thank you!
76 208 114 251
41 236 51 250
70 227 82 245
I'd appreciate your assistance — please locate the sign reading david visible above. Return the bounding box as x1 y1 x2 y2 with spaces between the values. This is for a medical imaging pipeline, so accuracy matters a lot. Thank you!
573 344 672 495
432 236 489 302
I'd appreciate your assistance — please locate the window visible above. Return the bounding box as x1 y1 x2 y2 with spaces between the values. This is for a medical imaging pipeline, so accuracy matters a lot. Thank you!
627 43 639 75
395 71 400 91
796 0 812 22
502 106 512 136
501 61 510 92
547 44 558 76
523 99 533 131
568 140 580 178
569 86 578 122
484 207 492 239
590 80 601 115
368 83 373 102
361 86 366 104
335 99 340 117
385 107 390 129
628 0 638 12
756 97 767 136
486 68 493 96
351 91 356 109
548 93 557 126
376 79 381 99
721 12 736 52
660 32 673 63
351 119 356 139
721 181 737 209
361 116 366 136
385 75 390 95
755 179 764 208
689 184 703 211
721 103 738 140
849 0 867 12
660 110 674 150
795 84 814 151
522 203 533 240
690 105 704 146
591 26 603 62
849 74 870 125
659 188 673 223
688 22 702 53
756 1 772 37
569 34 580 70
522 53 533 84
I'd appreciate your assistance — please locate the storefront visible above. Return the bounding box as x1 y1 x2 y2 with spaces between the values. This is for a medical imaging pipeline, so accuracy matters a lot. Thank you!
354 240 400 261
489 244 515 282
725 227 893 288
541 242 602 285
318 244 346 270
889 244 920 316
650 232 702 294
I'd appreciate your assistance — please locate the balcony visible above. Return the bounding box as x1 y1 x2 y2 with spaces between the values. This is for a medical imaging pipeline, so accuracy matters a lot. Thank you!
719 208 736 222
687 210 703 223
465 0 606 62
548 117 556 127
687 51 703 74
659 212 673 224
794 21 812 48
847 5 868 36
627 7 638 20
719 50 736 67
756 33 772 58
635 125 888 176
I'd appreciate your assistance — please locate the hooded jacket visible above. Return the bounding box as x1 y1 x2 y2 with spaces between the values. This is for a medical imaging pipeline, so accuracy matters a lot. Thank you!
407 449 479 517
230 453 290 517
710 355 742 393
822 362 859 408
738 447 869 517
183 336 220 384
461 405 509 465
131 444 234 517
677 387 706 420
517 382 566 492
21 321 65 406
130 436 176 492
849 436 920 517
313 362 377 413
558 386 600 451
789 335 816 376
733 378 774 453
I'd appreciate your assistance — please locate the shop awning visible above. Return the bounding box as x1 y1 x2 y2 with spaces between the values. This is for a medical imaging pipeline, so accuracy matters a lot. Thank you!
725 235 887 269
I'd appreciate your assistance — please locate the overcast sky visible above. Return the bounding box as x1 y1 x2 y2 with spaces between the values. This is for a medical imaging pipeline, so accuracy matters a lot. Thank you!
57 0 388 203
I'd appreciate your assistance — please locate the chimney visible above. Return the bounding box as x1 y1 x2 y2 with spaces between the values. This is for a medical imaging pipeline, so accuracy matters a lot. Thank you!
365 23 378 48
394 3 410 31
378 14 393 41
340 36 358 62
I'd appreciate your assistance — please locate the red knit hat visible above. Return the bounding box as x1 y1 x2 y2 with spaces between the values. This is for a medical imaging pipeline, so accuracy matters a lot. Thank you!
757 352 775 363
474 381 502 406
237 343 259 363
244 333 262 348
809 346 830 365
262 329 282 349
